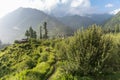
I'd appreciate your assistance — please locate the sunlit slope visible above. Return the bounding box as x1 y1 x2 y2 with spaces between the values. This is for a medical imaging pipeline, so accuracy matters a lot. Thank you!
105 11 120 28
0 7 73 43
0 39 58 80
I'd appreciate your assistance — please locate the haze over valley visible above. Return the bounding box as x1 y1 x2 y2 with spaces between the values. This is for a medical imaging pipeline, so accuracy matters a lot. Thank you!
0 7 115 43
0 0 120 80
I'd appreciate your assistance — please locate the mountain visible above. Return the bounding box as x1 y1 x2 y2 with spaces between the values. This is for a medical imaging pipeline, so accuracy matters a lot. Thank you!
104 11 120 28
87 14 113 25
0 39 58 80
0 7 73 43
58 15 95 30
0 7 113 43
57 14 112 30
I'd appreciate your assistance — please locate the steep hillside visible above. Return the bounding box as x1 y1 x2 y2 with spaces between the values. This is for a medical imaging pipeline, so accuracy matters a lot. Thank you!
58 15 95 30
0 7 73 43
0 39 60 80
105 11 120 28
88 14 112 25
0 26 120 80
58 14 112 30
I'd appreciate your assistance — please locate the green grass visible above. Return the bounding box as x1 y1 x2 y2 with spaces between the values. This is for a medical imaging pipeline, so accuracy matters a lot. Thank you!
0 39 57 80
0 34 120 80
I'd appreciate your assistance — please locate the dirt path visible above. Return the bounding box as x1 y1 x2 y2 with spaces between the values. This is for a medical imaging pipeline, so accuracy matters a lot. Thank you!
46 55 58 80
47 64 56 80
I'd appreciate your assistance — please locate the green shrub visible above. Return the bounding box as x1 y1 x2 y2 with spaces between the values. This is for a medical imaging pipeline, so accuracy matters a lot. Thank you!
59 25 114 77
12 59 36 72
42 40 51 46
15 70 44 80
32 53 40 61
47 53 55 65
38 52 49 62
0 64 14 78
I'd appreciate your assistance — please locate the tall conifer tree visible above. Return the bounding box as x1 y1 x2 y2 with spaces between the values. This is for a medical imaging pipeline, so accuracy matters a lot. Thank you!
40 26 42 39
43 22 48 39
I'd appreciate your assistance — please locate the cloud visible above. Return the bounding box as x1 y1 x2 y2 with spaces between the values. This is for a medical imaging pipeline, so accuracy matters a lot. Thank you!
105 3 114 8
60 0 68 3
0 0 30 18
110 8 120 15
71 0 90 8
69 0 92 16
26 0 60 12
20 0 92 16
26 0 92 16
0 0 93 17
50 0 92 16
13 26 20 30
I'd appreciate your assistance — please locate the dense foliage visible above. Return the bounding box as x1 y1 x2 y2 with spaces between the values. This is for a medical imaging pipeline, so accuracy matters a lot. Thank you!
105 12 120 28
60 25 113 76
55 25 120 80
0 25 120 80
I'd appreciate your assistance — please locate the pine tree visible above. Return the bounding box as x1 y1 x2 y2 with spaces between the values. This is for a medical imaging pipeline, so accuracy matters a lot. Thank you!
33 31 37 39
25 30 30 39
0 40 2 45
115 24 120 33
40 26 42 39
29 27 34 38
0 40 2 49
62 25 113 76
43 22 48 39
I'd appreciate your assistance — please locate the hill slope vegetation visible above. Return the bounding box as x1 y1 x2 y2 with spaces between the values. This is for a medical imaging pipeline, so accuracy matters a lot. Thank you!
105 11 120 28
0 7 73 43
0 25 120 80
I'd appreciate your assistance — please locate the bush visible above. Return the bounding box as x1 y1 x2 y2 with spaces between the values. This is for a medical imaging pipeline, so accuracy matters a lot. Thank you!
15 70 44 80
13 59 36 72
38 52 49 62
34 62 50 73
47 53 55 65
42 40 51 46
60 25 113 77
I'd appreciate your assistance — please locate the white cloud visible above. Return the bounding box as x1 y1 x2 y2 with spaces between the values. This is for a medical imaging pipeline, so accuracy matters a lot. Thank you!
71 0 90 8
0 0 30 18
105 3 114 8
68 0 91 16
13 26 20 30
0 0 92 17
27 0 92 15
26 0 60 12
60 0 68 4
110 8 120 15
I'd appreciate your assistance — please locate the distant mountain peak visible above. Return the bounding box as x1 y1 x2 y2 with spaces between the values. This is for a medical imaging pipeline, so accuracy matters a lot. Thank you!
109 9 120 15
0 7 73 43
105 10 120 28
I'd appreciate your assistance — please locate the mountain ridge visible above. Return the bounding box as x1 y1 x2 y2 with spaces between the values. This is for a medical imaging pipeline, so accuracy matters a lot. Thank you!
57 14 112 30
0 7 115 43
0 7 73 43
104 11 120 28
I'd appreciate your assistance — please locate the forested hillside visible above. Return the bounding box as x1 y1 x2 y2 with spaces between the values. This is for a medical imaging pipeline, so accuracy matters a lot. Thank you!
0 0 120 80
0 7 113 43
0 25 120 80
58 14 112 30
105 11 120 28
0 8 73 43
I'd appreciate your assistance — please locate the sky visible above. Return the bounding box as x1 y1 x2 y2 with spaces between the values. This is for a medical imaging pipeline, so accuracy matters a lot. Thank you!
0 0 120 18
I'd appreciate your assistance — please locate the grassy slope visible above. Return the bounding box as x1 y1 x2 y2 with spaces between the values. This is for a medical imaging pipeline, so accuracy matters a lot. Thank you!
0 36 120 80
0 39 61 80
104 12 120 28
